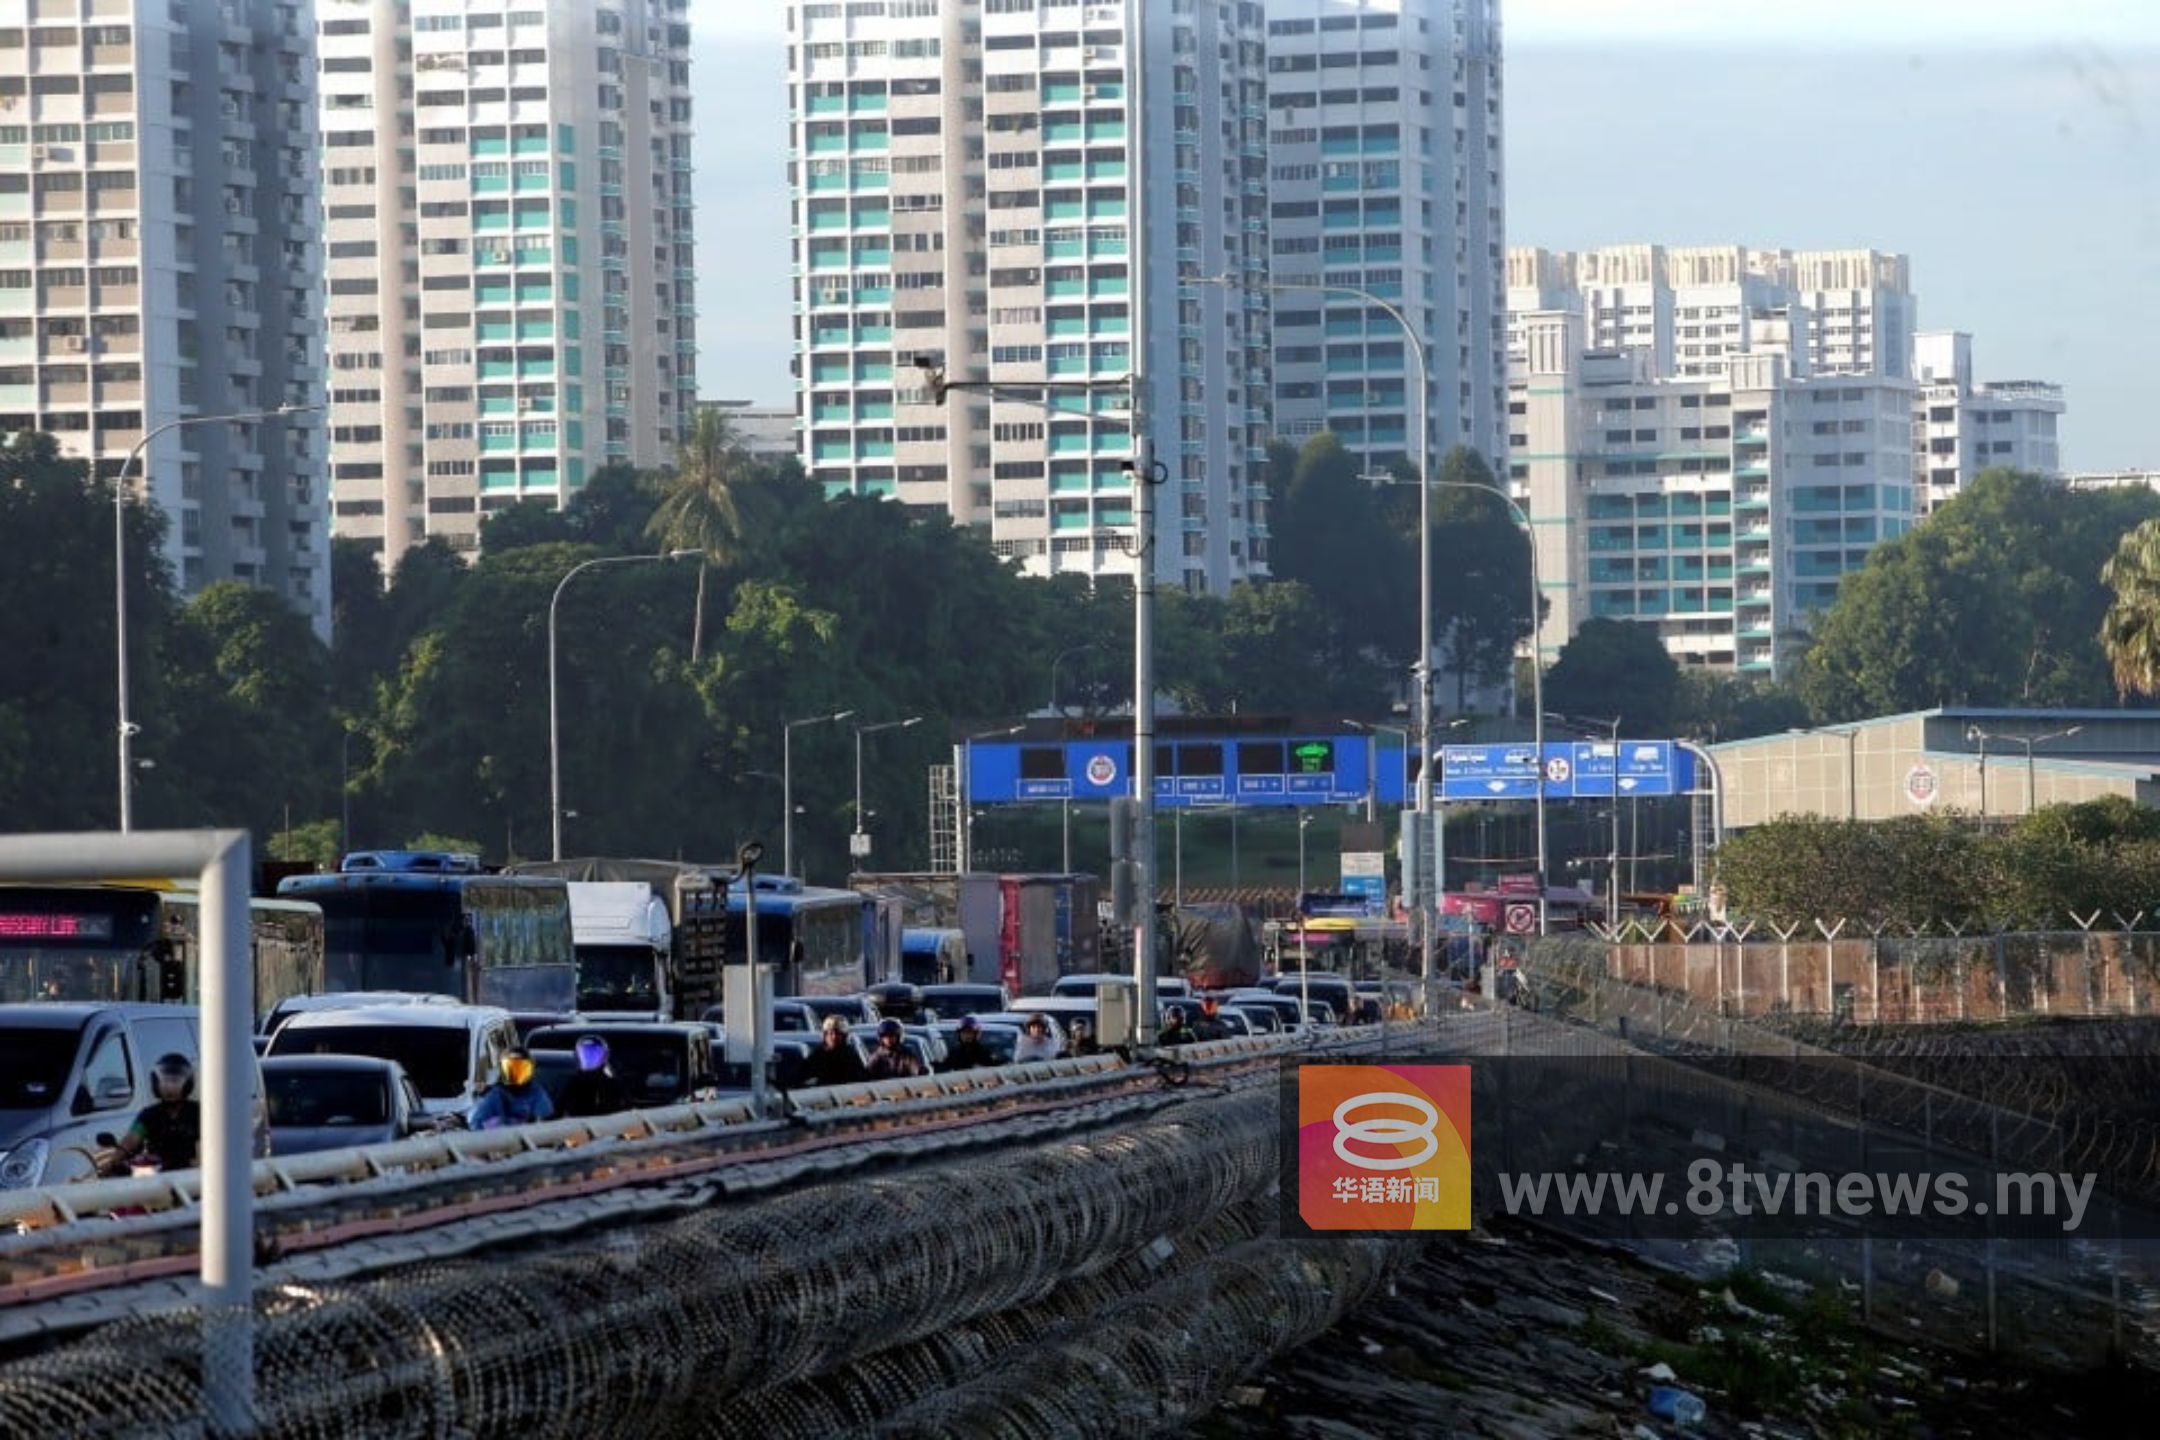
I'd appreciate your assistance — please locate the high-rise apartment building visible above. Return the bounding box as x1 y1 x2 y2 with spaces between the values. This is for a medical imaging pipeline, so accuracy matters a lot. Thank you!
1511 310 1915 676
1912 330 2062 511
1506 245 1917 383
785 0 1273 593
1259 0 1505 469
318 0 697 572
0 0 330 634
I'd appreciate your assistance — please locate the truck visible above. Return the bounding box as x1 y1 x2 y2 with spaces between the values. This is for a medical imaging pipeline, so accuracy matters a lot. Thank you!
564 881 672 1020
504 858 733 1020
849 872 1099 998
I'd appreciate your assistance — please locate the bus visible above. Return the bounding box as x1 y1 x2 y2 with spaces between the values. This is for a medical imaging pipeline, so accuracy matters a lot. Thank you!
0 882 324 1023
277 852 576 1014
681 874 872 997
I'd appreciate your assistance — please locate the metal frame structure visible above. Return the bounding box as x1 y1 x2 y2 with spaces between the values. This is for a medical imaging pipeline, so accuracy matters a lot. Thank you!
0 830 253 1435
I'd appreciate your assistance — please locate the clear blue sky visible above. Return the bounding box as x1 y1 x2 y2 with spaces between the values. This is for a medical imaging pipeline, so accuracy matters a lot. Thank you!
693 1 2160 469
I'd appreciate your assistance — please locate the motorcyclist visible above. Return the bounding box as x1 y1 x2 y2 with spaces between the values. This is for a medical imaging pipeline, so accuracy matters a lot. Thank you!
944 1016 997 1071
104 1052 200 1175
1190 997 1230 1042
1158 1005 1198 1046
467 1047 555 1129
1012 1014 1060 1063
864 1017 924 1081
802 1015 870 1086
558 1034 628 1118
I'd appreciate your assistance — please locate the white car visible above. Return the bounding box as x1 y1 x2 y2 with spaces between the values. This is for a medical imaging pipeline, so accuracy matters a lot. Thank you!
265 1003 519 1121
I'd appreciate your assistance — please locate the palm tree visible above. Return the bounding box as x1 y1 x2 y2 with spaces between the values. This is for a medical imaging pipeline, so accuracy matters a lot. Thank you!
2100 517 2160 698
647 406 752 662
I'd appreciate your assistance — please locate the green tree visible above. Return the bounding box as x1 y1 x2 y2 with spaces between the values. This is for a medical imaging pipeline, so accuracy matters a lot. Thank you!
647 406 754 661
160 582 335 835
1427 446 1536 710
478 498 576 552
267 818 342 872
1798 469 2160 720
1542 619 1681 735
1268 432 1405 649
1673 670 1810 742
0 434 182 830
2100 516 2160 698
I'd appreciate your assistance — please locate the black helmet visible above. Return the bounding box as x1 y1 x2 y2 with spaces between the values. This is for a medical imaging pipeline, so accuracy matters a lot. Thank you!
151 1052 194 1103
876 1017 905 1041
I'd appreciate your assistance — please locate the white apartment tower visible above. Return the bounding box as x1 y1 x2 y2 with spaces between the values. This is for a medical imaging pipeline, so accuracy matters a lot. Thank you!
785 0 1274 593
1506 245 1918 383
318 0 697 572
0 0 330 633
1511 310 1915 677
1913 329 2062 511
1260 0 1505 468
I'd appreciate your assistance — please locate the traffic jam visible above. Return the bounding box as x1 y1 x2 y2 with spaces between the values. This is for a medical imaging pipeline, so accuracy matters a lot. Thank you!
0 851 1413 1189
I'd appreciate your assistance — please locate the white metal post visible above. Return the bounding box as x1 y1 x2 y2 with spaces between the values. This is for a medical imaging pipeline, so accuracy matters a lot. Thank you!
0 831 252 1433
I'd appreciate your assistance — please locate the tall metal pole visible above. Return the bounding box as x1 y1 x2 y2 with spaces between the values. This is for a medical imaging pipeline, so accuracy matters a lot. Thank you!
550 550 693 860
852 716 921 862
781 708 852 879
1608 718 1621 923
1126 0 1158 1036
739 843 767 1121
1428 478 1544 932
115 404 320 831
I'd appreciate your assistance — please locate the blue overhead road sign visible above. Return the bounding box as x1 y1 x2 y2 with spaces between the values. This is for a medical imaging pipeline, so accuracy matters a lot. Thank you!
1436 741 1691 801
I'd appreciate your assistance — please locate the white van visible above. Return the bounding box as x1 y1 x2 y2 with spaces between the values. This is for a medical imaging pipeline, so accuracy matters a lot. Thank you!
264 1003 518 1120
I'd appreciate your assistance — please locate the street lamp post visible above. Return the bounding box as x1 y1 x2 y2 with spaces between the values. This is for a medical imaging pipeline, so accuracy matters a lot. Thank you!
1550 712 1621 923
548 549 696 860
1201 273 1433 1001
1433 479 1546 932
1967 724 2083 817
1343 718 1409 825
1049 644 1096 877
115 403 323 831
783 709 854 879
852 716 922 864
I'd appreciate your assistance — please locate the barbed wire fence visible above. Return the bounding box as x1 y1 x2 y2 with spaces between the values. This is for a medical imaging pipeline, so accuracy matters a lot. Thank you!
0 1077 1429 1440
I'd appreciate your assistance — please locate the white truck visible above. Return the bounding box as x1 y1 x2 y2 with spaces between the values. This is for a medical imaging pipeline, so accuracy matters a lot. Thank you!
566 881 673 1021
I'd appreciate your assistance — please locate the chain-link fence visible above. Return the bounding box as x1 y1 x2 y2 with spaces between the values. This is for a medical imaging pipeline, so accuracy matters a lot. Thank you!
1592 925 2160 1023
1509 935 2160 1370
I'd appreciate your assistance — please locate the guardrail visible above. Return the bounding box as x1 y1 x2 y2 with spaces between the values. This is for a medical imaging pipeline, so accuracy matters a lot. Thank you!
0 1028 1409 1316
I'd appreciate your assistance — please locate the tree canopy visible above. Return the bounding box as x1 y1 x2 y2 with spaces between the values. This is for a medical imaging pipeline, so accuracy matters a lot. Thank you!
1796 469 2160 721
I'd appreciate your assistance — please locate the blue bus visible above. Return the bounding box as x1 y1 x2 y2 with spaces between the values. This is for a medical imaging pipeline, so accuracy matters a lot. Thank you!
277 852 576 1013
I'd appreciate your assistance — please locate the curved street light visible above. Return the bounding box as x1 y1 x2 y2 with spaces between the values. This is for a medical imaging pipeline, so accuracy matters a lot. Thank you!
115 402 323 830
548 550 697 859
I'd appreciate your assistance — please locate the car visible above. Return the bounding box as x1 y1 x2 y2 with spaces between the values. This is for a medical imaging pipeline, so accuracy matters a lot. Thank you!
1203 1007 1254 1038
917 983 1009 1020
974 1010 1066 1056
782 994 879 1028
0 1003 271 1188
1266 973 1357 1024
259 990 467 1040
1223 990 1307 1031
265 1003 519 1121
526 1022 719 1110
529 1048 581 1111
1227 1002 1283 1035
864 981 925 1021
261 1055 438 1156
